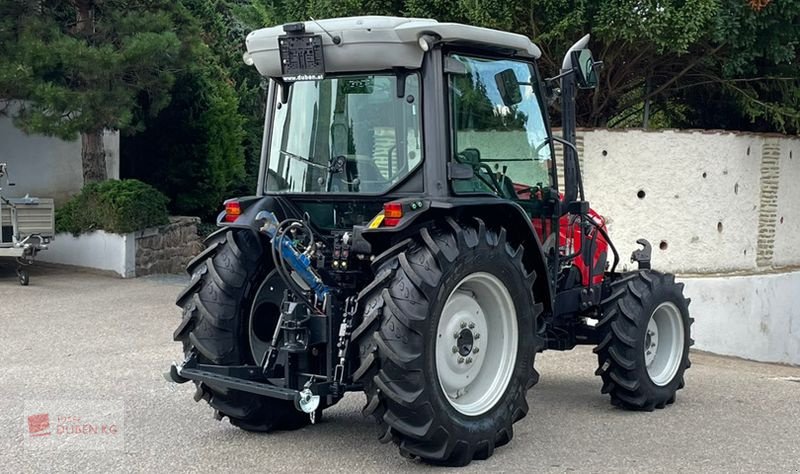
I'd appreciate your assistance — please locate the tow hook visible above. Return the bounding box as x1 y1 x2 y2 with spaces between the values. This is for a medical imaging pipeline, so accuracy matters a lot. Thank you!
631 238 652 270
164 361 189 384
297 384 320 424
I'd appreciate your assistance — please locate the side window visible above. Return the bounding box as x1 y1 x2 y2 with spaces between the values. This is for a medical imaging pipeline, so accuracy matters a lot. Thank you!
448 54 553 198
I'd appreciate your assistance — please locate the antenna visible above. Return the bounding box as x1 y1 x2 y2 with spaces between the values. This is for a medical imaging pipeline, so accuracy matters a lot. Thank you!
309 17 341 45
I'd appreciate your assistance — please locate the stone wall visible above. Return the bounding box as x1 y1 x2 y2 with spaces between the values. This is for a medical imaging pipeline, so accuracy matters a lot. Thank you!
134 216 204 276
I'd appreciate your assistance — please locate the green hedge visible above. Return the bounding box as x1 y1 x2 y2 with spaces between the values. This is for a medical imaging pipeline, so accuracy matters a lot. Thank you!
56 179 170 235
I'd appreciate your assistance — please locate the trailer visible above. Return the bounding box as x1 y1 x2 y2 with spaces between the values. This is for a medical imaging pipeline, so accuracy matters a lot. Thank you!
0 163 54 285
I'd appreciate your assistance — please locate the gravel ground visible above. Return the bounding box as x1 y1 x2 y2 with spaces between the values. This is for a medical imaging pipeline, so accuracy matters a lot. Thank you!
1 264 799 473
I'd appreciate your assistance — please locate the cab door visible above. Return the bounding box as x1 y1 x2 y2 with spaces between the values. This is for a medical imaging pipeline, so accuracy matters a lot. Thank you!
446 52 558 247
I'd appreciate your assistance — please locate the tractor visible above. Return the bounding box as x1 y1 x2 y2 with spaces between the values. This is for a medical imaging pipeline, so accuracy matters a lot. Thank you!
167 16 692 466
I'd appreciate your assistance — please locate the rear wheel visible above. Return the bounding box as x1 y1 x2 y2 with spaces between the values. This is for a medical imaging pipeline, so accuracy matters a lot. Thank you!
594 271 693 410
173 228 312 431
353 218 543 466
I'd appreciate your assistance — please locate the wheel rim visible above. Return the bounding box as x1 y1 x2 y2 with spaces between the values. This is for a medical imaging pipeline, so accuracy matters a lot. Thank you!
435 272 518 416
645 302 685 386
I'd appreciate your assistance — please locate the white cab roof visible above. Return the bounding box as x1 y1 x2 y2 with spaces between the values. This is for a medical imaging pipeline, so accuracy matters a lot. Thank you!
245 16 541 77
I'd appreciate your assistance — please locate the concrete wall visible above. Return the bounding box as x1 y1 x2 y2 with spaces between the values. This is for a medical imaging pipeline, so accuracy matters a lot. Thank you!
682 271 800 365
570 129 799 365
0 105 119 205
40 217 203 278
40 231 135 278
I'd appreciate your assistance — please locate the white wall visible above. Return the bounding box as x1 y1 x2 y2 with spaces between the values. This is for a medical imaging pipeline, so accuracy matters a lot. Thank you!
40 231 135 278
772 138 800 267
682 271 800 365
577 129 798 274
0 104 119 205
572 129 800 365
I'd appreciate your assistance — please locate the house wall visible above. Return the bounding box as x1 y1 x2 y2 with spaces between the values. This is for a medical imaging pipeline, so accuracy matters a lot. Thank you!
0 107 119 205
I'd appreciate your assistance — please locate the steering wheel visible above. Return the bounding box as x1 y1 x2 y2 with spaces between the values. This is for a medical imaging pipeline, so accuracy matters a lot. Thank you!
478 163 507 197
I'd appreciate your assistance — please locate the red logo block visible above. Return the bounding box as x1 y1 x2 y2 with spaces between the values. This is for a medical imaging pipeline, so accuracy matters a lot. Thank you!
27 413 51 437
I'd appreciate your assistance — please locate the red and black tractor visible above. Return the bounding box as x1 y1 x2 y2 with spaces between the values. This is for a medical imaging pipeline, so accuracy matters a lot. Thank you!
167 16 692 466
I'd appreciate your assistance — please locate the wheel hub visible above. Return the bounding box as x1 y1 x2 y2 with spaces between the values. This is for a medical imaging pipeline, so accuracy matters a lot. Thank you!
644 318 659 366
457 328 474 356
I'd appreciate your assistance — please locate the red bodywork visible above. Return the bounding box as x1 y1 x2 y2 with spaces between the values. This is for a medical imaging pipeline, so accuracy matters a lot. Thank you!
516 184 608 286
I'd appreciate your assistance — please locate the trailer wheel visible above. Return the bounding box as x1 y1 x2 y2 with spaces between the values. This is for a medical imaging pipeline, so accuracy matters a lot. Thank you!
17 268 29 286
353 218 543 466
594 271 693 410
173 228 313 431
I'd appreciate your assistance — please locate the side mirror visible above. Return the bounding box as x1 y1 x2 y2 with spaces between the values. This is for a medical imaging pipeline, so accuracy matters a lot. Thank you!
494 69 523 106
570 49 598 89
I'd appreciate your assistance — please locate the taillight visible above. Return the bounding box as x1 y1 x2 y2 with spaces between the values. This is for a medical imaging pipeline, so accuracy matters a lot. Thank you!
383 201 404 227
224 200 241 222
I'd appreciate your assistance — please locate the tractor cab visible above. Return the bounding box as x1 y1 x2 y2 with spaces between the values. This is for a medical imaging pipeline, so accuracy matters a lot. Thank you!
242 16 604 287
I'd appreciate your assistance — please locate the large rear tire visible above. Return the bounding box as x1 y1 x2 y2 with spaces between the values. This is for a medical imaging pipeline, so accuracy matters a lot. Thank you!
593 270 693 410
353 218 543 466
173 228 312 431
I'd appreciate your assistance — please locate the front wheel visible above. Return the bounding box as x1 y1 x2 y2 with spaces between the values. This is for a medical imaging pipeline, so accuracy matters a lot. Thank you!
594 271 693 410
353 218 543 466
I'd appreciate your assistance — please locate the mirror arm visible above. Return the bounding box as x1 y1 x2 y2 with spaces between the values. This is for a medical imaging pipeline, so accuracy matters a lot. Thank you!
545 69 574 84
549 135 579 156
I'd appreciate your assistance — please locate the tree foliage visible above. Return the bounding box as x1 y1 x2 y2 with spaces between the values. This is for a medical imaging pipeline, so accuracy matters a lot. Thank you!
4 0 798 220
245 0 798 133
121 0 247 220
0 0 186 181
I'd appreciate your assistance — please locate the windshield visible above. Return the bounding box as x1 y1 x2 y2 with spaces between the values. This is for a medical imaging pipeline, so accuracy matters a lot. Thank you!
266 74 423 194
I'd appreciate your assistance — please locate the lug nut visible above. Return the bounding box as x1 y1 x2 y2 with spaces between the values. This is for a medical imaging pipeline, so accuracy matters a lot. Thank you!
452 346 458 353
453 332 460 339
465 357 473 364
468 322 475 329
457 357 465 364
474 333 480 340
460 321 467 329
472 347 479 354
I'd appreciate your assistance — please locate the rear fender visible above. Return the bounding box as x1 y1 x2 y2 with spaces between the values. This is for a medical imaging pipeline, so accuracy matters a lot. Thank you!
215 195 298 232
362 199 553 316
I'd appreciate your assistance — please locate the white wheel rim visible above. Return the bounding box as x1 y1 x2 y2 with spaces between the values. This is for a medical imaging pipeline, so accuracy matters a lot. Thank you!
435 272 518 416
645 302 685 386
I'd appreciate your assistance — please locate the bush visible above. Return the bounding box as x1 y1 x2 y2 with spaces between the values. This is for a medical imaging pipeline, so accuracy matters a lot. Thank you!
56 179 170 235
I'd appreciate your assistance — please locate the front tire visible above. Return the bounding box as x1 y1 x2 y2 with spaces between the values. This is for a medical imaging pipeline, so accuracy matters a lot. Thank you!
594 271 693 410
353 218 543 466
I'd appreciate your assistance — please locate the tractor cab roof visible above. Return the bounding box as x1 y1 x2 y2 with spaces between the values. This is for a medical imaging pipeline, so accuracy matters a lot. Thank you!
244 16 542 77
